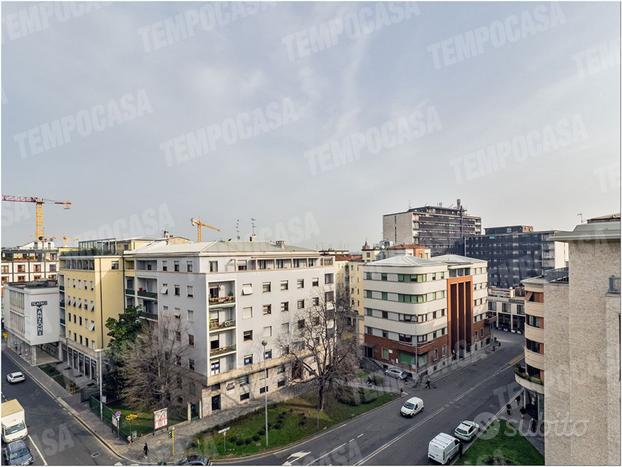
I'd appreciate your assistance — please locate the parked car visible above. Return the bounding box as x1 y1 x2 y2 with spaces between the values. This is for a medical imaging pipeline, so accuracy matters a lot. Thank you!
6 373 25 384
2 440 34 465
384 367 407 380
400 397 424 417
454 420 480 442
428 433 461 465
178 455 211 465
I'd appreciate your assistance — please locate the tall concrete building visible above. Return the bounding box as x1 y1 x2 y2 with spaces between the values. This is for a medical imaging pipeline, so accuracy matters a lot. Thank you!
465 226 569 288
514 215 620 465
362 254 489 375
383 200 481 256
124 240 336 418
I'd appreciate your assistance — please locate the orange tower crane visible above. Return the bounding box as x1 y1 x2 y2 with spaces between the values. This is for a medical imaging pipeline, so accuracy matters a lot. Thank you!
2 195 72 240
190 217 220 242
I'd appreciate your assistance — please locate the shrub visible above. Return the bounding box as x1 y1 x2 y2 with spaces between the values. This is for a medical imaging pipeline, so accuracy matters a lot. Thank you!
252 434 260 442
258 427 266 435
244 438 252 445
235 438 244 446
273 422 283 430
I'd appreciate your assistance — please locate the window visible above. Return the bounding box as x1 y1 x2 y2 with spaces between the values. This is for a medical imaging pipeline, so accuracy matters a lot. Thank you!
210 362 220 375
187 309 194 321
297 299 305 309
209 261 218 272
281 322 289 334
174 261 180 272
280 280 288 291
189 359 195 370
237 260 247 271
242 283 252 295
242 307 253 319
277 364 286 374
264 349 273 359
187 261 193 272
162 261 168 271
263 326 272 337
263 282 271 293
298 319 305 329
297 279 304 289
175 331 181 342
259 386 268 394
240 393 250 401
312 297 320 306
188 334 195 347
238 375 250 385
263 304 272 315
187 286 194 297
325 273 334 284
278 379 286 388
174 285 180 296
312 277 319 287
161 284 168 295
381 273 387 281
244 330 253 341
111 261 119 270
281 301 289 312
244 355 253 365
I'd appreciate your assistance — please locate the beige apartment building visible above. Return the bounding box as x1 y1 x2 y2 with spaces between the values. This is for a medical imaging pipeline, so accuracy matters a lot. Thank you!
515 215 620 465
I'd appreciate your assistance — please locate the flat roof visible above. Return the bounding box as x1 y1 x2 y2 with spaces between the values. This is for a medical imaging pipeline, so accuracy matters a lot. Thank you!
552 220 620 242
129 240 318 256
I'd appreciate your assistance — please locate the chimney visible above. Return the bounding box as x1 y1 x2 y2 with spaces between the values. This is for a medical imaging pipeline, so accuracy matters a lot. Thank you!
249 234 256 242
275 240 286 248
457 198 462 209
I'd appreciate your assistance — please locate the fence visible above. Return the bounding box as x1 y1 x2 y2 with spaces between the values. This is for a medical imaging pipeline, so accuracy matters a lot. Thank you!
88 396 186 442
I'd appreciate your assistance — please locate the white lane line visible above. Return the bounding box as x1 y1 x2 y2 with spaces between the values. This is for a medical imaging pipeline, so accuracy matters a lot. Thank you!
307 443 346 465
357 433 365 439
28 435 48 466
355 359 518 465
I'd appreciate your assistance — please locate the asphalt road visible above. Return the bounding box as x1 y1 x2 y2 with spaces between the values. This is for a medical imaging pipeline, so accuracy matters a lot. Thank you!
1 351 119 466
220 331 523 466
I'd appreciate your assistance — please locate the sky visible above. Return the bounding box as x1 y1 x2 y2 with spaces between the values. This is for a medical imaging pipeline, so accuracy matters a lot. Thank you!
2 1 620 251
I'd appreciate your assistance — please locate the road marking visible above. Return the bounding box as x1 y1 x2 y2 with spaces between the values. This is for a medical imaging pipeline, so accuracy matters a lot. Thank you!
283 451 311 465
356 433 365 439
28 435 48 466
307 443 346 465
355 358 519 465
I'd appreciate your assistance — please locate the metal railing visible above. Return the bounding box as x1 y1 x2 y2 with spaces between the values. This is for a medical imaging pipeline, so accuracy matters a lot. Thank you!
514 364 543 385
211 345 236 356
209 295 235 305
608 276 620 294
544 267 569 283
137 290 157 299
209 319 236 330
125 288 135 295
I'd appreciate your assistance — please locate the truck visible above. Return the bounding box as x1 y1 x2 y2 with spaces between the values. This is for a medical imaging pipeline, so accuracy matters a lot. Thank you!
1 400 27 443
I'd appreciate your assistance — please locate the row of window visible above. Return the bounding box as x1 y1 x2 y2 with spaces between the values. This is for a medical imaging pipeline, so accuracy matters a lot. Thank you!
526 338 544 354
365 271 446 282
526 314 543 328
365 289 446 303
261 274 333 293
365 307 447 323
160 284 193 297
67 278 95 290
365 325 447 344
1 263 56 274
64 296 95 311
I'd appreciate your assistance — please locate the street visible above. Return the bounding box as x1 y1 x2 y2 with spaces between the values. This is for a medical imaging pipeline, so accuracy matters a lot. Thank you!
1 351 119 466
220 331 523 466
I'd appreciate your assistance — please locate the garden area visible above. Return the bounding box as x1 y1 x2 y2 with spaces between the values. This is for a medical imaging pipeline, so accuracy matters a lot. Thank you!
457 420 544 465
39 363 80 394
192 386 396 458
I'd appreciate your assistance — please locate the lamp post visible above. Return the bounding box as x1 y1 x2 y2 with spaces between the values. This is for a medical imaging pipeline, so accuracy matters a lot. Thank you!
261 339 269 447
95 348 104 420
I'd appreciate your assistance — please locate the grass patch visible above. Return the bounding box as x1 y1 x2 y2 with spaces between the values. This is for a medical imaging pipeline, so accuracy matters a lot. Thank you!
104 401 186 436
39 364 79 393
457 420 544 465
194 388 396 458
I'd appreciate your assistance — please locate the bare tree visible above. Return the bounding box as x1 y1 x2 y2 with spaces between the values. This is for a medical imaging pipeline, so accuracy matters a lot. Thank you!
119 316 191 412
279 287 358 411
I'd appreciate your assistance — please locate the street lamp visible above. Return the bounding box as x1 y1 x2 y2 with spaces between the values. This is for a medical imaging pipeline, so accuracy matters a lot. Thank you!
261 339 269 447
94 348 104 420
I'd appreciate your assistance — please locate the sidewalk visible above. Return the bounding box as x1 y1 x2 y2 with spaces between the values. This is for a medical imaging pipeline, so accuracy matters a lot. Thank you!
501 400 545 456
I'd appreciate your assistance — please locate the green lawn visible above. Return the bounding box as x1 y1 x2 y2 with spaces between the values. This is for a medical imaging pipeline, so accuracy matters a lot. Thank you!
104 401 186 436
39 364 80 394
193 388 396 458
457 420 544 465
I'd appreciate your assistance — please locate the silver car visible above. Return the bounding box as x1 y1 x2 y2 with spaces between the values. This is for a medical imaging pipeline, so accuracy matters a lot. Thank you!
6 372 25 384
385 368 408 380
454 420 480 442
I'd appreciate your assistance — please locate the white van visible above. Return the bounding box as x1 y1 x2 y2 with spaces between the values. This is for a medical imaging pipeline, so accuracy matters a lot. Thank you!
400 397 424 417
428 432 461 465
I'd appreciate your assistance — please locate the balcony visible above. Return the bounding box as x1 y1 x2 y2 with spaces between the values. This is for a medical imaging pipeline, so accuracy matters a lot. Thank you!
125 288 135 295
608 276 620 294
140 310 158 321
209 319 236 331
514 365 544 394
209 296 235 307
544 267 568 283
210 345 236 356
137 290 157 300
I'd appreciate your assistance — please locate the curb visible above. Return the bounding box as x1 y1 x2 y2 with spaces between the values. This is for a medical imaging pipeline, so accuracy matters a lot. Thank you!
3 349 144 465
214 391 402 464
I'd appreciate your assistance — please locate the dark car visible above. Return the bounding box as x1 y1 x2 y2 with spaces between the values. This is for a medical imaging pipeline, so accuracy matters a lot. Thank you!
3 440 34 465
178 455 211 465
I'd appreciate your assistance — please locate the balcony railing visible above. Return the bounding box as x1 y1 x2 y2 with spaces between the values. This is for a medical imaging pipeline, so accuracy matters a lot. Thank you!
211 345 236 356
544 267 569 283
125 288 135 295
140 310 158 320
514 365 543 385
209 319 236 330
608 276 620 294
137 290 157 299
209 296 235 305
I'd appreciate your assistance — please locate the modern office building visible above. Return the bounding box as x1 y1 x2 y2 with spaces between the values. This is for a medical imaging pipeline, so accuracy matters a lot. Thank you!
465 226 568 288
124 240 336 418
362 254 489 375
4 279 60 366
487 286 526 333
513 215 620 465
383 200 482 256
1 241 59 292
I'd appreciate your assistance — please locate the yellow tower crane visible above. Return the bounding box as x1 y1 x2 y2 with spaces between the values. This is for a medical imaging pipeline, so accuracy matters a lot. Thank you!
2 195 72 241
190 217 220 242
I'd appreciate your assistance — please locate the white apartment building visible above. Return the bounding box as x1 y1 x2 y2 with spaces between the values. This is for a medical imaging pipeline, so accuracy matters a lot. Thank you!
124 240 336 418
4 280 60 366
362 254 489 375
487 286 526 333
1 241 59 292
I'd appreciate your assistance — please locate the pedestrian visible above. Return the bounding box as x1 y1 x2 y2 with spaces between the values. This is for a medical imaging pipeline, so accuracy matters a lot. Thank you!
516 395 521 407
425 379 431 389
506 403 512 415
400 386 404 396
458 441 463 457
143 442 149 459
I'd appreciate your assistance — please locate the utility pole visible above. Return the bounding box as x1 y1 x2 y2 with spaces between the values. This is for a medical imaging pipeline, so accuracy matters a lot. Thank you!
96 348 104 420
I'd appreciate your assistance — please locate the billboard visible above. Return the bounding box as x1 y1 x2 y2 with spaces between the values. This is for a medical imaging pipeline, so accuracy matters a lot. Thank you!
154 408 168 430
